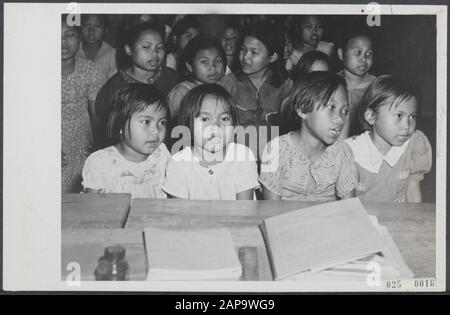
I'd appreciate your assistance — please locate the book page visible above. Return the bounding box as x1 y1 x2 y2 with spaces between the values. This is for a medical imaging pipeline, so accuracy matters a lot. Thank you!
263 198 385 280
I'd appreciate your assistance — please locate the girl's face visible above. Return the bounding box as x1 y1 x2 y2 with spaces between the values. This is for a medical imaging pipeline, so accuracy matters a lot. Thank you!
81 15 105 44
221 28 240 56
239 36 276 76
341 35 373 78
283 33 293 60
177 27 199 50
121 105 168 162
369 97 418 150
310 59 329 72
126 30 165 72
61 24 80 61
193 94 235 155
300 85 349 145
188 48 224 84
298 16 323 48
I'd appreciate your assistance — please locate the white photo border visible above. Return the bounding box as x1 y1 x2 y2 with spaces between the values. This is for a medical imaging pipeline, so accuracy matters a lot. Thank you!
3 2 447 292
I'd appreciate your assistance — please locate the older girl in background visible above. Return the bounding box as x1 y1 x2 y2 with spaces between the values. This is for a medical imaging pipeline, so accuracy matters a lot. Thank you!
167 36 226 124
95 21 181 148
78 14 117 79
221 21 293 159
166 16 200 72
61 14 106 192
286 15 335 71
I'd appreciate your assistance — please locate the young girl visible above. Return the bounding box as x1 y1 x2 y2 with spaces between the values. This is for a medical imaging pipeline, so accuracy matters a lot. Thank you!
82 83 171 199
219 19 242 75
345 75 432 203
167 36 227 124
337 30 376 138
291 50 331 82
221 21 293 156
162 84 259 200
78 14 117 79
95 21 181 148
61 14 106 193
260 72 358 201
286 15 334 71
280 50 331 135
166 16 200 71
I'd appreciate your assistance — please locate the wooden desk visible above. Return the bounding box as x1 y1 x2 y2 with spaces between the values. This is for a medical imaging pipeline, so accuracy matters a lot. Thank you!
62 193 131 229
62 197 436 281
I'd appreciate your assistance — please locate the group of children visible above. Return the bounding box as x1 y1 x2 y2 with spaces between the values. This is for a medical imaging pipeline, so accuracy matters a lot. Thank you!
61 14 432 203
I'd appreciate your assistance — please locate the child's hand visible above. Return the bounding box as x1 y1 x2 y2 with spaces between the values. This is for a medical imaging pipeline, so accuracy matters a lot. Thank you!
317 41 334 56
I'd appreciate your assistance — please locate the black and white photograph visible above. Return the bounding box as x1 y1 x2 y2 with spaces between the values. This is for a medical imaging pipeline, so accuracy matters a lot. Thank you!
3 2 447 293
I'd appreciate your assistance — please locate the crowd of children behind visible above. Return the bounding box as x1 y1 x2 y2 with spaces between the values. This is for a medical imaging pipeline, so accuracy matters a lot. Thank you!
62 14 433 203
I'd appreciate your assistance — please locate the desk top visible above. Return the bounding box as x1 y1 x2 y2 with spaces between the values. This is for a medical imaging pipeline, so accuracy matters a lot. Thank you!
62 197 436 281
62 193 131 229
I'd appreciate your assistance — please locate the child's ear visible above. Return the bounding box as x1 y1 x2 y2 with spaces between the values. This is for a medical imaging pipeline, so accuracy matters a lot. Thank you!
296 108 308 120
364 109 376 125
337 48 343 61
124 45 132 56
185 62 193 73
269 52 279 63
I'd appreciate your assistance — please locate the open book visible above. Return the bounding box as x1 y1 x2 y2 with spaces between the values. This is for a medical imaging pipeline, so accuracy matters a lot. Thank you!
260 198 413 281
144 227 242 281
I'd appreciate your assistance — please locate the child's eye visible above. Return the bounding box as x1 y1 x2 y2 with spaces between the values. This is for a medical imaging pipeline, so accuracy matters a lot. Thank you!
366 51 373 57
395 113 402 119
410 115 417 121
215 59 223 64
140 119 150 125
221 115 231 122
201 60 209 65
342 108 349 116
159 120 168 127
327 104 336 111
201 117 209 122
353 49 361 56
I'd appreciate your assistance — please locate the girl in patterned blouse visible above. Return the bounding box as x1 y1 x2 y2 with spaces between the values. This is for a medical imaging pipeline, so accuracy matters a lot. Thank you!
260 72 358 201
82 83 171 199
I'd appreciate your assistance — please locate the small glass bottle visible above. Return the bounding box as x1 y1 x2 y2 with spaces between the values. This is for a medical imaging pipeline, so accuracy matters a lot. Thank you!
94 245 129 281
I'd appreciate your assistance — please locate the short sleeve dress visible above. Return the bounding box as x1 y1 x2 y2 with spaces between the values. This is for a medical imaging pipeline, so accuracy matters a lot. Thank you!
62 57 106 192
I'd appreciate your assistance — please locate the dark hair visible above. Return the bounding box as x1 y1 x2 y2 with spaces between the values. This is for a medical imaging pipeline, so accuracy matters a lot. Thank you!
107 83 170 143
180 35 227 79
167 16 201 53
80 14 109 28
61 14 81 35
117 21 166 70
290 71 347 115
291 50 331 82
178 84 238 146
290 15 323 47
238 20 289 87
359 75 419 131
336 25 373 51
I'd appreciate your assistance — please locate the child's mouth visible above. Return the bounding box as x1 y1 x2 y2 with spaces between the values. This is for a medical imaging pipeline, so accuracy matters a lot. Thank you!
329 127 341 137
